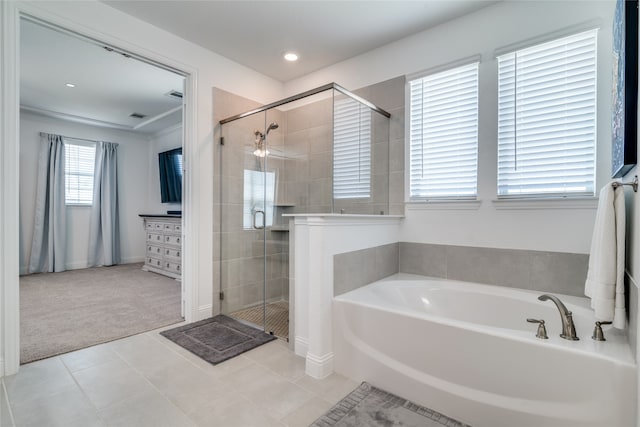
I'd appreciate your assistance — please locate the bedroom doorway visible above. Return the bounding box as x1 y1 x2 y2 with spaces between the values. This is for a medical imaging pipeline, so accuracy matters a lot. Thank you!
17 16 188 364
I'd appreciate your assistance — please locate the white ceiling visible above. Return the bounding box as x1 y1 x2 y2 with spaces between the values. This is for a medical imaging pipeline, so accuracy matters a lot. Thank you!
20 19 185 135
103 0 500 82
20 1 499 134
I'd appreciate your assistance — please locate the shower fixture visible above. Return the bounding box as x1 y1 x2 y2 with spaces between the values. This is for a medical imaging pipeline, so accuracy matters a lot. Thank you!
253 122 278 157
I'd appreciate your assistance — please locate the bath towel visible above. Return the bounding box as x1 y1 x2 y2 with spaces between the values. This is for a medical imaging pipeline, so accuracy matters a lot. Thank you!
584 183 626 329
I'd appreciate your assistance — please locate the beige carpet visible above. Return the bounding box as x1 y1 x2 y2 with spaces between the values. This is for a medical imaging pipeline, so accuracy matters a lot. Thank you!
230 301 289 339
20 263 183 364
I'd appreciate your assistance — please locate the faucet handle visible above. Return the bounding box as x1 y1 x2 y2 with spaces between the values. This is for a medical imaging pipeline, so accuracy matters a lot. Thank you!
527 318 549 339
592 321 613 341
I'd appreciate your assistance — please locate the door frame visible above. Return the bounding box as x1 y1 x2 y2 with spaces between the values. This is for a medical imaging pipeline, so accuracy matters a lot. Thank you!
1 1 200 376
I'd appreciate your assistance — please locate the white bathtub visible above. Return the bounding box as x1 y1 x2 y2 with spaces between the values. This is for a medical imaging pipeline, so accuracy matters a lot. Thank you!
333 273 636 427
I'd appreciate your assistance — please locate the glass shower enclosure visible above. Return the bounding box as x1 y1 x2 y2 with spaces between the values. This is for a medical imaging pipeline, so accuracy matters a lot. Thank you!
218 83 390 339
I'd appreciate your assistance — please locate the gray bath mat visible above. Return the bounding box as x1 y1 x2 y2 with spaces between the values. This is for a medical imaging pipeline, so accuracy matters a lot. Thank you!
311 382 471 427
160 314 275 365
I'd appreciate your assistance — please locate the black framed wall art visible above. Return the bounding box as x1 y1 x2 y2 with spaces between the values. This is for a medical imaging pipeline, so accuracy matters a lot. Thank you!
612 0 639 178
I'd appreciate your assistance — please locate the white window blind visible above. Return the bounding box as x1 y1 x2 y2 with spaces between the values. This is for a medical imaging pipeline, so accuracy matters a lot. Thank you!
65 142 96 205
409 62 479 200
497 30 597 197
243 169 275 230
333 97 371 199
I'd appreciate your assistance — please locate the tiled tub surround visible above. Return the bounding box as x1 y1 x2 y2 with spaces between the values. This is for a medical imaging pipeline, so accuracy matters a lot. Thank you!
333 243 399 296
332 275 636 427
334 242 589 297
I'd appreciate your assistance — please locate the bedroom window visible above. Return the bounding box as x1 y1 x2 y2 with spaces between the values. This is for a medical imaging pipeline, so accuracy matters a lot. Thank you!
65 142 96 205
409 62 479 200
497 30 597 197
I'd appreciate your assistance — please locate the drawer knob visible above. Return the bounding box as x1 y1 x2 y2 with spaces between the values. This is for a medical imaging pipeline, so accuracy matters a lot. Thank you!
166 250 169 255
177 238 180 243
177 252 180 257
177 265 180 271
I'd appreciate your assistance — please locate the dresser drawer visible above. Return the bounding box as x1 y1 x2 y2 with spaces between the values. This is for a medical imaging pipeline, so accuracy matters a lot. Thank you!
147 232 163 243
145 256 163 268
146 244 163 257
164 248 181 259
164 234 181 246
163 223 182 234
165 261 181 274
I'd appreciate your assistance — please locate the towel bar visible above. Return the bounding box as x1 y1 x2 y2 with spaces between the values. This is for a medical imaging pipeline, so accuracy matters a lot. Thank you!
612 175 638 192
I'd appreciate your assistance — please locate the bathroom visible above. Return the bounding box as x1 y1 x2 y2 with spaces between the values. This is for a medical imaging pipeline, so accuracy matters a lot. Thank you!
1 0 639 426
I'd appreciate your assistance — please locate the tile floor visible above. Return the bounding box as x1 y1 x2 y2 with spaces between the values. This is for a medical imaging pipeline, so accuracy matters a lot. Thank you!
1 325 358 427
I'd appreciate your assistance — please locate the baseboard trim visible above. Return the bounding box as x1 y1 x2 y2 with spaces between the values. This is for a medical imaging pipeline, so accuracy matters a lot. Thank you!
295 336 308 357
305 351 334 379
198 304 212 321
122 256 145 264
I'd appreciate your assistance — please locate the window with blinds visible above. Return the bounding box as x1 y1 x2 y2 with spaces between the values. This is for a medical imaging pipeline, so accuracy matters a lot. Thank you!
65 142 96 205
497 30 597 197
333 97 371 199
409 62 479 200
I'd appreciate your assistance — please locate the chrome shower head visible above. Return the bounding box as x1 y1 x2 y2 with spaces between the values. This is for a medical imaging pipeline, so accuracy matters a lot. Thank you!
266 122 279 136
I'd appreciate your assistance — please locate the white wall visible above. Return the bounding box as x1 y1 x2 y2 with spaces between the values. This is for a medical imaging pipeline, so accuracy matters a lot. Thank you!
285 0 615 254
147 125 182 214
19 111 150 273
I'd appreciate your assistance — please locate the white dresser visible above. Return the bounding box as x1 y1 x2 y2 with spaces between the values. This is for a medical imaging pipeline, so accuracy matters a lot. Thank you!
140 215 182 280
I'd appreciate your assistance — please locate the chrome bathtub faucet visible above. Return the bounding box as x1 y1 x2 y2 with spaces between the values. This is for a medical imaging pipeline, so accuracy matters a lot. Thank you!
538 294 579 340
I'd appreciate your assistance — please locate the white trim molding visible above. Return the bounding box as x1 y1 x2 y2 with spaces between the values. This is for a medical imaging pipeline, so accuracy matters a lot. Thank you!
492 197 598 210
305 352 335 379
294 336 308 358
1 0 21 377
197 304 212 321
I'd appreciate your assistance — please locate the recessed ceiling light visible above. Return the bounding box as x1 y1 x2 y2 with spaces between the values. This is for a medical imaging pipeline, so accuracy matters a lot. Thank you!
65 83 76 88
284 52 299 62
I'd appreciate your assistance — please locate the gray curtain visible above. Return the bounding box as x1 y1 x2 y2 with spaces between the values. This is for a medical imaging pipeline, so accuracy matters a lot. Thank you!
88 142 120 267
29 134 66 273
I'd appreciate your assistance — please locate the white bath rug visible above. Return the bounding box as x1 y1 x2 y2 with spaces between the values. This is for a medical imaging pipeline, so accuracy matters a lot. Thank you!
311 382 471 427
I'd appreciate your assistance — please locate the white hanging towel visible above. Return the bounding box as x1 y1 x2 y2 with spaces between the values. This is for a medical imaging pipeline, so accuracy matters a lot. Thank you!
584 183 626 329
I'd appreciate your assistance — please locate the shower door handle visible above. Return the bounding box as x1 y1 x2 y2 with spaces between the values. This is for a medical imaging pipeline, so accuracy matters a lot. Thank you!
253 209 265 229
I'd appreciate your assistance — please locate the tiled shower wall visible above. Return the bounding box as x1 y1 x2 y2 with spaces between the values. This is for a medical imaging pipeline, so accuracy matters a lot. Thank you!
352 76 405 215
334 241 589 297
279 76 405 216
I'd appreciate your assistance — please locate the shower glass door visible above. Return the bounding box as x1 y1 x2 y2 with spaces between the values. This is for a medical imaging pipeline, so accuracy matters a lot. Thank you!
220 112 268 332
220 110 285 337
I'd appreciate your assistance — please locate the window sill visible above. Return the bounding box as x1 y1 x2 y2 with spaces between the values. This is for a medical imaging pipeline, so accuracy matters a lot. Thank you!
66 203 93 207
492 197 598 210
406 200 482 210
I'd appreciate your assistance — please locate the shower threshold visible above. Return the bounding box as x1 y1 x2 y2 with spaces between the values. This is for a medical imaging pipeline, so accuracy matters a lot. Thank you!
229 300 289 340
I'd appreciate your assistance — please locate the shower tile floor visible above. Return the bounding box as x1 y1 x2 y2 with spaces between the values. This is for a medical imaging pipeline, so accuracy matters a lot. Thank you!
230 300 289 340
1 323 358 427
